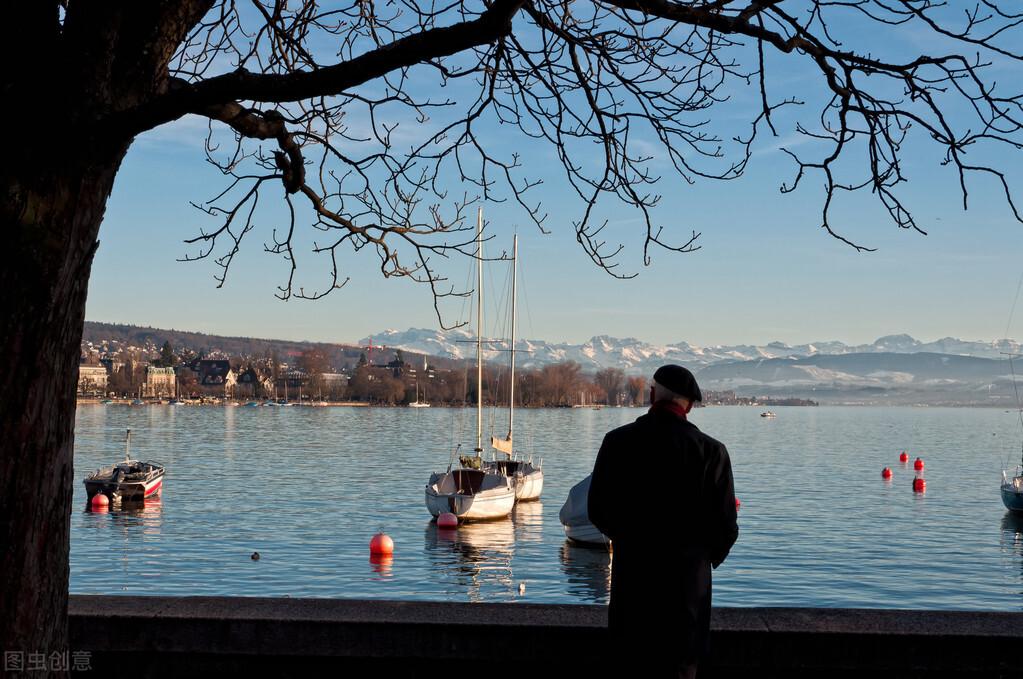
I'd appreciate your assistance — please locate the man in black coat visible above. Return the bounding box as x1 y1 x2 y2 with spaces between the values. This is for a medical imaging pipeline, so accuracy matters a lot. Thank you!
588 365 738 678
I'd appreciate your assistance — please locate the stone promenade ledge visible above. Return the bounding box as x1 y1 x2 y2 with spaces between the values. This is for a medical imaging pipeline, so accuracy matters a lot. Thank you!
69 596 1023 678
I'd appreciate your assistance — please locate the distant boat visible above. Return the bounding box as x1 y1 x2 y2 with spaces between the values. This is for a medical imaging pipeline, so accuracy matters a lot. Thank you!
760 411 776 418
409 363 431 407
425 208 515 522
83 429 165 503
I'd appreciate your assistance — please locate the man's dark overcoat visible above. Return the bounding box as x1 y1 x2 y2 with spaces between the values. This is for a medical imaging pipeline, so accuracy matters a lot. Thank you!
588 408 738 670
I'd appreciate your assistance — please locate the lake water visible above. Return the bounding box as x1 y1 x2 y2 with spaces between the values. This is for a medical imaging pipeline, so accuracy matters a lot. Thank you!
70 404 1023 609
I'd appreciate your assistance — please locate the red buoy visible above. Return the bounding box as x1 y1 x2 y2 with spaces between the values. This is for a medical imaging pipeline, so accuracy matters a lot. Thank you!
735 497 741 511
369 532 394 556
90 494 109 509
881 467 892 479
437 512 458 529
899 451 909 463
914 457 925 471
913 478 927 493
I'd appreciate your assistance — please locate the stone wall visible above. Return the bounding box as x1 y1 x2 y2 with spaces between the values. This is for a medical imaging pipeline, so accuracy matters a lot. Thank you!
68 596 1023 678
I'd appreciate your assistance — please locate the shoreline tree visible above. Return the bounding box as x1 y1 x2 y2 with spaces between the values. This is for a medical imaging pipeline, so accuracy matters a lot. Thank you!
3 0 1023 668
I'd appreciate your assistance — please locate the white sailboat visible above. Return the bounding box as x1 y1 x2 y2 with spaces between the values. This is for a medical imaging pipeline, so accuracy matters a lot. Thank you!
409 359 431 408
484 234 544 501
425 208 516 521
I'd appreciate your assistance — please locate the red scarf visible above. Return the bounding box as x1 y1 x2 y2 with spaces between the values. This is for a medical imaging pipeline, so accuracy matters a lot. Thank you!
649 400 690 420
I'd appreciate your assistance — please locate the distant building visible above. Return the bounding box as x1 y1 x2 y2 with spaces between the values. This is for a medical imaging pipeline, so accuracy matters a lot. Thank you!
144 366 176 398
196 359 236 397
321 373 348 388
78 365 109 395
236 366 273 398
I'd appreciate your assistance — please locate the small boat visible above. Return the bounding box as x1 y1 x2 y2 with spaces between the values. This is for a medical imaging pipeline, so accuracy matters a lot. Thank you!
424 208 515 522
83 429 165 503
760 411 776 418
1002 468 1023 512
426 463 516 520
405 374 429 404
1000 349 1023 511
558 475 609 546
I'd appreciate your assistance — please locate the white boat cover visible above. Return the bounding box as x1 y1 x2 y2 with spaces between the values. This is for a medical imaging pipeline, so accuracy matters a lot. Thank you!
559 474 604 537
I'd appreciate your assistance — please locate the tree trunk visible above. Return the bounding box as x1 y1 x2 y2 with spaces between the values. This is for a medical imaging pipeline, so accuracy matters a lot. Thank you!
0 152 126 674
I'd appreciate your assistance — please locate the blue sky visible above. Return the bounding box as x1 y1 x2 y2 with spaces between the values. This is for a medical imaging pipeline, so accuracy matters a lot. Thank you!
85 14 1023 348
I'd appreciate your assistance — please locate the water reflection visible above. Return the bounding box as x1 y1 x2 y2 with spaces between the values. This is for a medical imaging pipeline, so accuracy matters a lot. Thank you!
559 541 612 602
511 501 544 542
424 520 516 601
83 496 163 526
369 554 394 578
1000 511 1023 563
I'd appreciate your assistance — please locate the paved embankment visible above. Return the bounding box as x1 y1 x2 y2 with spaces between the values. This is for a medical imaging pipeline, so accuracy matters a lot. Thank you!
69 596 1023 678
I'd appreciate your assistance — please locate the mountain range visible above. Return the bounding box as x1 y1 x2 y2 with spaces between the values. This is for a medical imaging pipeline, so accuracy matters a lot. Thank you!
81 321 1023 405
365 328 1023 405
364 327 1023 371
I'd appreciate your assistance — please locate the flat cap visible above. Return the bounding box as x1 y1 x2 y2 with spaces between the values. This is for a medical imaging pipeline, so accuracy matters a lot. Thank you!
653 364 702 402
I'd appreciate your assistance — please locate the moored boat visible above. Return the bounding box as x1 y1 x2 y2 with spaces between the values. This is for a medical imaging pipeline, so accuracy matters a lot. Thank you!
558 474 609 546
426 467 516 520
84 429 165 503
1002 469 1023 512
424 208 515 522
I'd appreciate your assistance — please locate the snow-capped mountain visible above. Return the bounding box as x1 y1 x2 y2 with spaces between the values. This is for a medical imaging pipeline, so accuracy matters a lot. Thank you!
362 328 1023 374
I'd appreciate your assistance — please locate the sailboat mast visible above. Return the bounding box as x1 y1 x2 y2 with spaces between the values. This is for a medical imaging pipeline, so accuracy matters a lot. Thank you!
508 234 517 441
476 207 484 455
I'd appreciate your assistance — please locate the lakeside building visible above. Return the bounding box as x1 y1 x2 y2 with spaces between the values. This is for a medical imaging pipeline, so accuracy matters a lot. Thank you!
78 365 109 395
143 366 177 398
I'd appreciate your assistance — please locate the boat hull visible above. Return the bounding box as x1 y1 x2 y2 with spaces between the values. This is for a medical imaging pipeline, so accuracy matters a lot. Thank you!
425 486 515 520
562 522 610 546
1002 485 1023 512
514 470 544 502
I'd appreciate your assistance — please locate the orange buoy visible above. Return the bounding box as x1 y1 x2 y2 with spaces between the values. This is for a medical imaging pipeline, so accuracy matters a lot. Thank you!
90 494 109 509
913 478 926 493
735 497 741 511
881 467 892 479
437 512 458 529
370 532 394 556
914 457 925 471
899 451 909 463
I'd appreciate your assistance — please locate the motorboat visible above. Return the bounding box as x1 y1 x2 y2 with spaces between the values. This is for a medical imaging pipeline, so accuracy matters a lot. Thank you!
424 208 515 521
558 474 609 546
83 429 165 503
760 411 776 418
